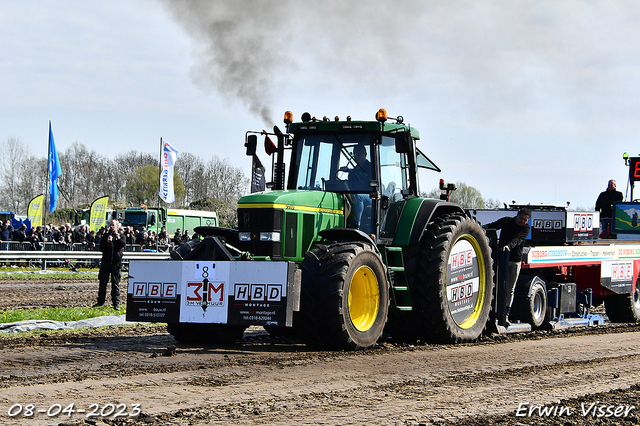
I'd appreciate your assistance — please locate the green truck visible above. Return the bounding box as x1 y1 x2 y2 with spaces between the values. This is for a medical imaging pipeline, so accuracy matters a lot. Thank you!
126 109 493 349
115 207 217 237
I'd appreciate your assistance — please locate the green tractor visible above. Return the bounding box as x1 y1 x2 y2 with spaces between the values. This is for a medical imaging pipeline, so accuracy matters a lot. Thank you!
126 109 493 349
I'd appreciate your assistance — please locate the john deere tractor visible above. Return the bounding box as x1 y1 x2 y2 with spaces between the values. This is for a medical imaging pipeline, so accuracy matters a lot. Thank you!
126 109 493 349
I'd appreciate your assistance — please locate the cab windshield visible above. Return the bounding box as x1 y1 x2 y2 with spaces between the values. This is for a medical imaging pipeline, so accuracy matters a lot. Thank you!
121 212 147 227
293 133 374 193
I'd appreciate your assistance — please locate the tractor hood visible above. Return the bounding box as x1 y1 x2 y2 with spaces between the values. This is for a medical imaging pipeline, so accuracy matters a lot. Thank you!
238 190 344 215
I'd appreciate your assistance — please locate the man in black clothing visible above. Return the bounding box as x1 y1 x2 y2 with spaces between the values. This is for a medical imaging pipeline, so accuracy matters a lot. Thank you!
12 224 26 244
94 219 126 310
484 207 531 326
595 179 623 237
173 228 182 245
135 226 147 246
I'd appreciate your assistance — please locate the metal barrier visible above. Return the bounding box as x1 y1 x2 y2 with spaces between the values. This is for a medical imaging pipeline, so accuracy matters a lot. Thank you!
0 250 170 270
0 242 97 251
0 241 31 251
0 242 172 253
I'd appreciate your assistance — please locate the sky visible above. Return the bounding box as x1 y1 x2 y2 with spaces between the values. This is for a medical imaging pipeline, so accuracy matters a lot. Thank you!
2 0 640 210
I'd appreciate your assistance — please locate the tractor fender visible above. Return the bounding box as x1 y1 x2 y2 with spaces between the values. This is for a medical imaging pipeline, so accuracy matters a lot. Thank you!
194 226 239 246
392 198 466 246
515 275 547 297
319 228 376 247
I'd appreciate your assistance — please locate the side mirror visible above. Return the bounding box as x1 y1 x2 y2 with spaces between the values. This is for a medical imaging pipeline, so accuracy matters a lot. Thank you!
245 135 257 156
149 214 156 226
381 195 389 210
394 132 412 153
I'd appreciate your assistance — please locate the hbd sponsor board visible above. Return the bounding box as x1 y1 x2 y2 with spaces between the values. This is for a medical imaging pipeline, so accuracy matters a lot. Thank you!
126 260 295 326
530 211 565 242
473 209 599 243
565 212 599 242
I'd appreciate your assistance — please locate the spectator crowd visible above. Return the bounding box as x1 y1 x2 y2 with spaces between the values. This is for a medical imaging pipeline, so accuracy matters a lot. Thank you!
0 220 198 252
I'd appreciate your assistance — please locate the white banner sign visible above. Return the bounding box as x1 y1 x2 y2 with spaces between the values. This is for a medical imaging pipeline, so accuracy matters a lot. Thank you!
159 140 179 203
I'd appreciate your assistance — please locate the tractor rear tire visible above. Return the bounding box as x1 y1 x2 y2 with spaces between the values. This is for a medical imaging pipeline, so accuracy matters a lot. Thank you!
604 287 640 323
167 322 247 344
297 241 389 350
409 213 493 343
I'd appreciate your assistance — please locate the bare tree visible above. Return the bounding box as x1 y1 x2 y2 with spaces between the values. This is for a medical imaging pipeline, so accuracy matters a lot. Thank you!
89 156 117 203
113 150 159 204
175 152 206 205
125 165 186 207
484 198 506 209
59 142 87 208
0 137 39 213
24 158 48 213
423 182 495 210
0 138 248 218
203 155 248 203
180 155 248 227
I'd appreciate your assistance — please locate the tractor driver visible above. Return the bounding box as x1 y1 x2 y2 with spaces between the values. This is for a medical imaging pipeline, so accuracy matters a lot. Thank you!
339 144 373 231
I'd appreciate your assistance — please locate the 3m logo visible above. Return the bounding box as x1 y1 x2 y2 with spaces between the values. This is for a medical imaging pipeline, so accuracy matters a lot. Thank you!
132 282 177 299
186 281 225 305
573 214 594 232
612 263 633 282
234 284 283 302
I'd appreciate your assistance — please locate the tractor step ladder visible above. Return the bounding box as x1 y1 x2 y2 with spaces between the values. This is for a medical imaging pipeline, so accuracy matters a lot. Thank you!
381 247 412 311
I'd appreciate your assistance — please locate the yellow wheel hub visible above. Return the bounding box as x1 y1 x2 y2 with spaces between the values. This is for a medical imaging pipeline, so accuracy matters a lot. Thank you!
454 235 487 329
348 265 380 332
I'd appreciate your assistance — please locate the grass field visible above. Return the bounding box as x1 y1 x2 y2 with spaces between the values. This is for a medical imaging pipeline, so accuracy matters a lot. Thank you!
0 266 127 324
0 264 100 280
0 305 125 324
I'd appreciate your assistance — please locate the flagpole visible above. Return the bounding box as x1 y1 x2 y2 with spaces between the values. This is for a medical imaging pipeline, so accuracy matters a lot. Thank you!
158 137 163 207
157 137 162 251
158 137 163 214
43 121 51 229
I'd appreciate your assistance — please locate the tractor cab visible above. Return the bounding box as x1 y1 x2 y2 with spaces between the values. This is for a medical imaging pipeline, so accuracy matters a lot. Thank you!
245 109 440 242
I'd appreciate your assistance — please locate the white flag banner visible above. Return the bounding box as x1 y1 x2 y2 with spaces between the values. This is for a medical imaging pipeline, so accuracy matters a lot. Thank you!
159 140 179 203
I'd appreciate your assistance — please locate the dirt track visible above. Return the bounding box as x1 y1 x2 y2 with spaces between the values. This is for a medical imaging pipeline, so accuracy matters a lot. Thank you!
0 278 103 310
2 279 640 425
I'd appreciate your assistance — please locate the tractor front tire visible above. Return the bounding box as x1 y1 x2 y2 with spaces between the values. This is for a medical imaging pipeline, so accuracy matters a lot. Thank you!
297 242 389 350
605 287 640 323
515 280 547 328
410 213 493 343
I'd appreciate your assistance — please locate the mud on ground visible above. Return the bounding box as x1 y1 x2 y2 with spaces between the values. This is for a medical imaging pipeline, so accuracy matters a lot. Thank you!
1 278 640 425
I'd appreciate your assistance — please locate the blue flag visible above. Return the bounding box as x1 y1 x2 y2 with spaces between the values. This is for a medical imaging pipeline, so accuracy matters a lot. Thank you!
48 122 62 212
